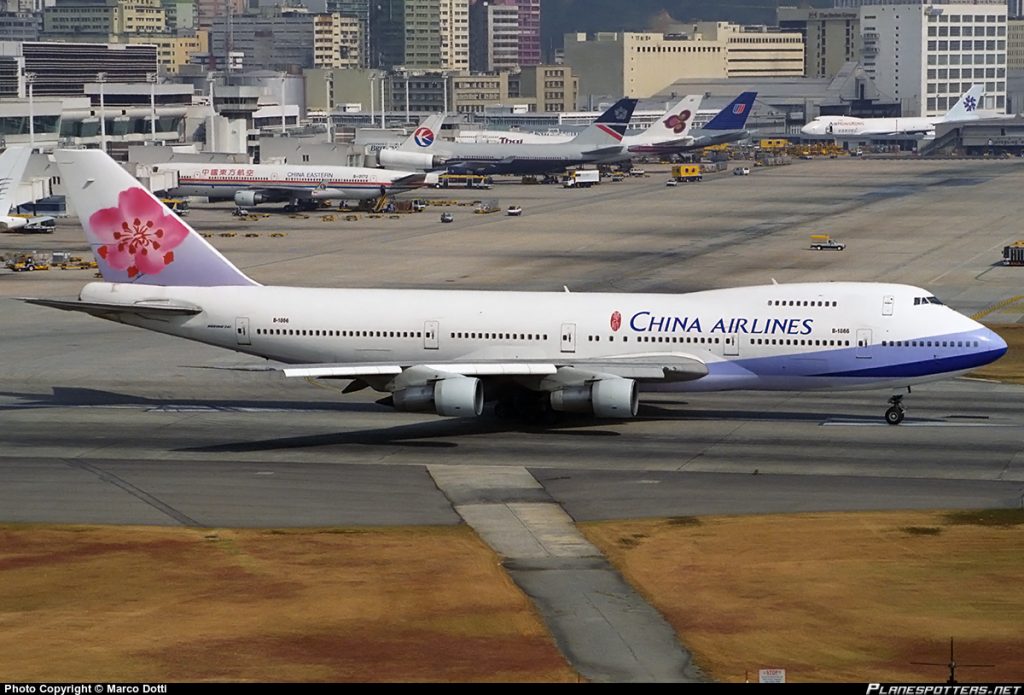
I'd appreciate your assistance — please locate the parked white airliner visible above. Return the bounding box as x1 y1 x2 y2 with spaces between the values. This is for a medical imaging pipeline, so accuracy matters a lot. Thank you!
801 85 994 137
151 160 431 210
27 150 1007 425
0 146 55 231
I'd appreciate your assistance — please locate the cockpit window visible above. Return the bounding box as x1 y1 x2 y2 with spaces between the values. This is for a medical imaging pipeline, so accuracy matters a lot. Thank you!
914 296 945 306
927 296 943 305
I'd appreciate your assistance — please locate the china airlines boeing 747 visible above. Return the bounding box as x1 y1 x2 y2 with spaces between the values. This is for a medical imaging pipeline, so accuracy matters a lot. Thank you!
25 150 1007 425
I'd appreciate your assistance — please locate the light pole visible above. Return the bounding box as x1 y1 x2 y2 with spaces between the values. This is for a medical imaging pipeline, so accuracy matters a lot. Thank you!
325 71 334 143
206 72 216 153
96 71 107 153
279 73 287 134
24 71 35 152
379 73 385 129
146 72 157 142
404 70 410 125
368 73 375 126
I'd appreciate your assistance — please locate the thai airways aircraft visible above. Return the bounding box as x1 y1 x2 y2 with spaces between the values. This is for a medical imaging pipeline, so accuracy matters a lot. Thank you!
452 92 757 157
455 95 702 150
26 149 1006 425
152 160 431 210
378 98 638 175
801 85 992 137
0 146 55 232
629 91 759 155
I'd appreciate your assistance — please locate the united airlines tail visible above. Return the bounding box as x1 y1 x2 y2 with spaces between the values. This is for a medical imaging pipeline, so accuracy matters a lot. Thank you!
55 149 258 287
702 92 757 131
569 98 639 147
941 84 984 122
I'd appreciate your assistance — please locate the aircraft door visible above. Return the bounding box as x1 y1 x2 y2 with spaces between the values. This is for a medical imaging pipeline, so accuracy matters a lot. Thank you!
855 328 872 358
424 320 439 350
724 334 739 357
882 295 895 316
235 317 251 346
560 323 576 353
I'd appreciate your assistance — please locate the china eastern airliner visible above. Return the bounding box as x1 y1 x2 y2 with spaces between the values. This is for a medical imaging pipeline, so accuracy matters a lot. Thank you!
25 150 1007 425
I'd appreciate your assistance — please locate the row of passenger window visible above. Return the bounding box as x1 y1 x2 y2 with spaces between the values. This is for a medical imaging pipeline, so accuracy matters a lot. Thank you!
883 339 979 348
450 331 548 341
751 338 850 346
769 300 838 307
256 328 424 338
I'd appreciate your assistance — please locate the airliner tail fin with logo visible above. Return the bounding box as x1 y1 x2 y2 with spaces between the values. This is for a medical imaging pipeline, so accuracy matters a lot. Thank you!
54 149 258 287
941 84 984 122
702 92 757 131
569 97 639 148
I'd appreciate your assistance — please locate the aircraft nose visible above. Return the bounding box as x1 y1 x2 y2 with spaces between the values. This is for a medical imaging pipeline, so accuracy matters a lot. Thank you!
975 324 1008 362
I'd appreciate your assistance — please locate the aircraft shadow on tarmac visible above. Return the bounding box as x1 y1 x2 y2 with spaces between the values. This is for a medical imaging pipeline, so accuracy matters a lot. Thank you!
1 386 892 453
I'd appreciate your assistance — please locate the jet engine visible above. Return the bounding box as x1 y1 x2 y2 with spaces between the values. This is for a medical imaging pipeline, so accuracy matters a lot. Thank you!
392 376 483 417
234 190 268 207
378 149 443 170
549 378 638 418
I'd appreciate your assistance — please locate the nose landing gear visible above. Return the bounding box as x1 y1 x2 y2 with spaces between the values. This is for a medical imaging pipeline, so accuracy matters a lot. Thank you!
885 394 906 425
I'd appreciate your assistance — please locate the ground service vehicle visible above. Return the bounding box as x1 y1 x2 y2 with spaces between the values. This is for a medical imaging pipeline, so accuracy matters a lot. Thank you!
734 167 751 176
440 212 454 223
1003 241 1024 265
507 206 523 216
810 234 846 251
671 164 703 182
562 170 600 188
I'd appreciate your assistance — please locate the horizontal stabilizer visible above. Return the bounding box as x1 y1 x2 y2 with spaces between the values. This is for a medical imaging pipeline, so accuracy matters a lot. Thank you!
21 296 202 318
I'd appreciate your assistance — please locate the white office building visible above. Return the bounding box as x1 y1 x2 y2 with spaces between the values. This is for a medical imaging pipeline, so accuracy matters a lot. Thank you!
856 0 1007 116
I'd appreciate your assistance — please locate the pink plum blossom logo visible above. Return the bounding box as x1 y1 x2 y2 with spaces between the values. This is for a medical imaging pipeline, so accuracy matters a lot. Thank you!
663 110 692 134
610 311 622 332
88 188 189 279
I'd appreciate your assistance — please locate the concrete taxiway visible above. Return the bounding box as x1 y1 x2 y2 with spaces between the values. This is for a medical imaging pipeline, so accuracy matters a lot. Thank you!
3 157 1024 681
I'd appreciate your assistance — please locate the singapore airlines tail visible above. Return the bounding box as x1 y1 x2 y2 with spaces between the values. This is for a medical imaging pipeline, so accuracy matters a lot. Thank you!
941 84 984 122
56 149 257 287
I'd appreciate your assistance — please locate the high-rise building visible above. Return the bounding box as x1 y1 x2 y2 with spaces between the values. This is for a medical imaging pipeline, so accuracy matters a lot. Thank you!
324 0 369 67
439 0 468 70
470 0 519 72
209 7 354 71
857 0 1007 116
778 6 860 78
564 26 803 105
1009 0 1023 18
511 0 539 65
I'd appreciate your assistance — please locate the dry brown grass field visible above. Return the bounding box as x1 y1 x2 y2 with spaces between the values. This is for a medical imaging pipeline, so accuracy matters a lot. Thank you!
0 525 577 682
582 510 1024 682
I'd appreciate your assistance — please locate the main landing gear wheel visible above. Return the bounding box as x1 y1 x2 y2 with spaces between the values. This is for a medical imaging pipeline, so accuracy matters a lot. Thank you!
885 394 906 426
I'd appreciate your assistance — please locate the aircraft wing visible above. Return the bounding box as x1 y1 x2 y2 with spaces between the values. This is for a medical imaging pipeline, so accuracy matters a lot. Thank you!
581 145 627 156
280 353 708 384
390 172 428 189
20 297 203 319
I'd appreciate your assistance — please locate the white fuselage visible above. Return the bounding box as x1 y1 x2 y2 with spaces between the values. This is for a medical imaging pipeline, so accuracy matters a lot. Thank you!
159 162 419 202
802 116 940 137
76 280 1005 394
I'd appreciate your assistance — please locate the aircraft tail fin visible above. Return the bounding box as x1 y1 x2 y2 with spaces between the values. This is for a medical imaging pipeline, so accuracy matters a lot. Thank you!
0 146 32 215
942 84 984 121
398 114 445 152
633 95 702 145
54 149 258 287
569 97 638 147
703 92 757 131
